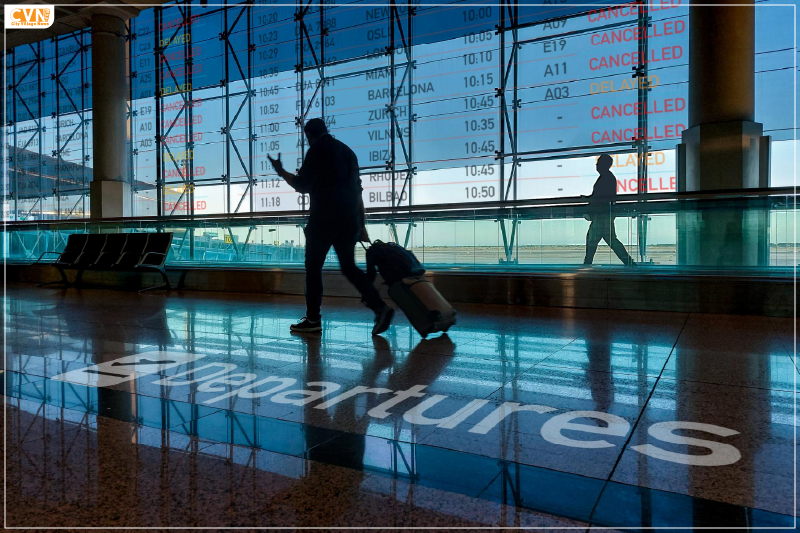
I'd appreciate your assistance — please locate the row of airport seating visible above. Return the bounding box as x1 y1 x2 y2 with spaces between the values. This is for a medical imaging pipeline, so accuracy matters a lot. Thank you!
37 233 173 292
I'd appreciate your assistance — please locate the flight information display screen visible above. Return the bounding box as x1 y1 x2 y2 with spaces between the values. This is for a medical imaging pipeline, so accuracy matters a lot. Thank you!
124 0 692 216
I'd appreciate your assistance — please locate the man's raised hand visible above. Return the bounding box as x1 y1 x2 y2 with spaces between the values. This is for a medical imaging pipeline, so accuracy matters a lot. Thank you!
267 153 283 173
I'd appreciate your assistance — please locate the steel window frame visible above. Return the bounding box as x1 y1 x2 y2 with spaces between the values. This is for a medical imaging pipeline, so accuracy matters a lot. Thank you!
136 1 672 264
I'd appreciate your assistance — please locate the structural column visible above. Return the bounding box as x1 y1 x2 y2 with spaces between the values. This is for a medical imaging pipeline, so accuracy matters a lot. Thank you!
90 13 130 218
677 0 770 266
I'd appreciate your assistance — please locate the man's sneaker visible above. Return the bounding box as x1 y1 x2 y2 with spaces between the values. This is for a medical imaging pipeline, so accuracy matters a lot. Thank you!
290 317 322 333
372 306 394 336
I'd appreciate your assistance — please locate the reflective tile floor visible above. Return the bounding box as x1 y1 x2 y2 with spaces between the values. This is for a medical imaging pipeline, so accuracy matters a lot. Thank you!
4 282 798 530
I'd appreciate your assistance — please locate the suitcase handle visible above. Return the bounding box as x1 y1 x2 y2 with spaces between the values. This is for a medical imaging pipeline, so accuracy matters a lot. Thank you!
359 235 377 251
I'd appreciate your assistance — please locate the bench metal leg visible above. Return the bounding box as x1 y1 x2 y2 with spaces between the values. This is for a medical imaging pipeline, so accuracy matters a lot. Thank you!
36 279 69 287
138 283 169 293
137 266 171 293
138 282 169 293
36 267 70 288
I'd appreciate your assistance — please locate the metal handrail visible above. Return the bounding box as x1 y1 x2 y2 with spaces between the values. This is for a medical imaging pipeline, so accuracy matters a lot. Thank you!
4 186 796 228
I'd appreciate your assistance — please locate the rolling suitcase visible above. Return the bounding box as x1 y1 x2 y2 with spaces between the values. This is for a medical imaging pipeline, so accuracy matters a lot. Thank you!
388 276 457 338
363 240 456 338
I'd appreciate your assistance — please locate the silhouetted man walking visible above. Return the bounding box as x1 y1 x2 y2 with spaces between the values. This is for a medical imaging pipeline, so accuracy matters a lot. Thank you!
267 118 394 334
583 154 635 266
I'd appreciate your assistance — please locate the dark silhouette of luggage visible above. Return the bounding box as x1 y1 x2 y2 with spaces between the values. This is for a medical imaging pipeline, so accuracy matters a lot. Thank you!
363 240 455 338
388 276 457 338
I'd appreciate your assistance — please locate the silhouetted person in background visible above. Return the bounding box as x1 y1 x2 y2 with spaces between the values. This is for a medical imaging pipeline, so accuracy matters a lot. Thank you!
582 154 635 266
268 118 394 335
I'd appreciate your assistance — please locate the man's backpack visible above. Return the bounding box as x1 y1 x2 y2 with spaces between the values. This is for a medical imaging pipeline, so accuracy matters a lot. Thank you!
364 240 425 285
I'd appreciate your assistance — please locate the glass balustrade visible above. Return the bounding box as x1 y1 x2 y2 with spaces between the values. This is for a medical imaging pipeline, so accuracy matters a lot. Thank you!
3 189 796 272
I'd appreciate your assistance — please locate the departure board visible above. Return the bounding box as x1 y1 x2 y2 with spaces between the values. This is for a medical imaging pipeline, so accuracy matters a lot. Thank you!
126 1 692 216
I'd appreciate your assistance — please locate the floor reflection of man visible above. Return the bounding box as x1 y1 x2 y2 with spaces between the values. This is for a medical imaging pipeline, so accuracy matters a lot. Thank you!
279 333 394 527
289 333 455 526
582 335 614 416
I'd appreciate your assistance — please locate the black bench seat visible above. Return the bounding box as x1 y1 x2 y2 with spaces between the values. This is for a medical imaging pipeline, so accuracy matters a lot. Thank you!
36 232 173 292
